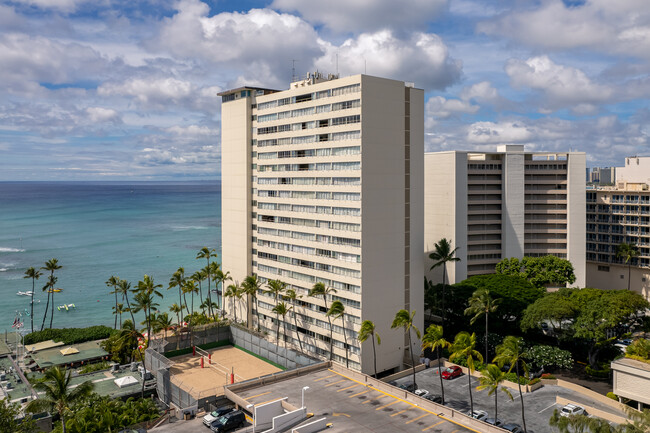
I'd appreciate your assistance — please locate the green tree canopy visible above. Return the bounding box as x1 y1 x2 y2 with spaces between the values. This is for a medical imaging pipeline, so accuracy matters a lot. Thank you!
495 255 576 289
456 274 544 328
1 399 36 433
521 288 649 367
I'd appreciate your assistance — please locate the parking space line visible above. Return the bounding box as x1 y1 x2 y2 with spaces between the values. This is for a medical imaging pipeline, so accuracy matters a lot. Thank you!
327 369 481 433
422 420 446 431
376 400 399 411
391 409 410 417
362 394 388 404
246 391 271 400
405 414 430 424
324 379 348 387
314 374 337 382
337 384 359 392
539 402 557 413
349 389 370 398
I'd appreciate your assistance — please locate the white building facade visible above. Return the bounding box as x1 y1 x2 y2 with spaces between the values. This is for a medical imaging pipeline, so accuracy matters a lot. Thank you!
219 73 424 374
424 145 586 286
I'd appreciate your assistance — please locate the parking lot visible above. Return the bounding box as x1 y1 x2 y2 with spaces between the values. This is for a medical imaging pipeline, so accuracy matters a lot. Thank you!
392 367 627 432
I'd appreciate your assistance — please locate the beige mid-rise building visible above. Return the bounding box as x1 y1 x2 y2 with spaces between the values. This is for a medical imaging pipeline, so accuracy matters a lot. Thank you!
219 73 424 374
424 145 586 286
586 181 650 299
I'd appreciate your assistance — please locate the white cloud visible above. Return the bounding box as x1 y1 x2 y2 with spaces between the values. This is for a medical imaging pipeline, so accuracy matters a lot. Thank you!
426 96 478 119
477 0 650 60
85 107 121 124
315 30 462 90
505 55 613 111
271 0 447 33
460 81 499 103
13 0 83 13
467 121 534 144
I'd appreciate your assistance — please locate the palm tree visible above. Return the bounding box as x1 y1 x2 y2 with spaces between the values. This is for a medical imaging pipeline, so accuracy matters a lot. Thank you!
213 269 231 313
327 300 348 368
449 331 483 416
428 238 460 325
169 303 183 349
272 302 291 348
41 258 62 330
477 364 513 422
23 267 42 333
464 288 500 363
153 312 174 340
242 275 262 331
25 366 94 433
391 309 421 390
116 319 143 363
169 268 187 317
191 270 206 314
133 275 162 342
421 324 450 405
183 280 199 345
267 279 287 334
285 289 304 353
309 282 337 360
112 303 125 329
494 336 529 433
116 279 136 325
40 274 56 331
197 247 217 315
225 283 242 324
358 320 381 378
105 276 120 329
617 243 640 290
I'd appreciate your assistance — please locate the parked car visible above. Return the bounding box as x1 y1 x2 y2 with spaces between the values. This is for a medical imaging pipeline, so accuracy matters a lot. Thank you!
424 394 443 404
398 381 418 392
414 389 429 397
441 366 463 380
468 410 488 421
560 404 586 417
502 423 523 432
210 411 246 432
203 406 235 428
484 417 504 427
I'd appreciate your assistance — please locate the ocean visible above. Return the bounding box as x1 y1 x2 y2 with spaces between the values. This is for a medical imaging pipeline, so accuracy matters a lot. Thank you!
0 181 221 334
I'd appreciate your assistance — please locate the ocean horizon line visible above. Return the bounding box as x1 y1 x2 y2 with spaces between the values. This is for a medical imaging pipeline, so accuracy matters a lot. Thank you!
0 179 221 185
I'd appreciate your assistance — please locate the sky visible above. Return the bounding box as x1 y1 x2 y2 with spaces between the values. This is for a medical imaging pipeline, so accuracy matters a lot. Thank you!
0 0 648 181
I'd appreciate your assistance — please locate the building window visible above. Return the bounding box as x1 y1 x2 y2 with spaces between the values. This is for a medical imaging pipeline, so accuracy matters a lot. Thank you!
597 265 610 272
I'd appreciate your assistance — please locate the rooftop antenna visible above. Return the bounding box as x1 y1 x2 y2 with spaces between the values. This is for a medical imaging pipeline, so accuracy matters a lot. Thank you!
292 59 297 82
336 52 339 76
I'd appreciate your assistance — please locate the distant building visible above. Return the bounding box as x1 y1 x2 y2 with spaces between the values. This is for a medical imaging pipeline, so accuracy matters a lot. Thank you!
616 156 650 185
589 166 616 185
424 145 586 286
586 181 650 299
219 73 424 374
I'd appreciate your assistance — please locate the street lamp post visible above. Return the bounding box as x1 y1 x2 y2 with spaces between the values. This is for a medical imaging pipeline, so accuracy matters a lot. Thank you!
246 404 255 433
301 386 310 409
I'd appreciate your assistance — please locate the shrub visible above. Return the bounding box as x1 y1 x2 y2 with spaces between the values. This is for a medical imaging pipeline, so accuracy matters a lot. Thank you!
525 345 573 370
78 361 110 374
504 372 529 385
607 392 618 401
24 326 115 345
541 373 556 380
585 365 610 378
529 378 541 385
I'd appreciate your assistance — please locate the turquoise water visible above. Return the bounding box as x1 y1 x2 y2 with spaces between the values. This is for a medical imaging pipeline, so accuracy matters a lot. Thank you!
0 182 221 334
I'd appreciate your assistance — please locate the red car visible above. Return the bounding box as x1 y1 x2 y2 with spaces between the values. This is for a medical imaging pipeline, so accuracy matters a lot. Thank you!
441 366 463 380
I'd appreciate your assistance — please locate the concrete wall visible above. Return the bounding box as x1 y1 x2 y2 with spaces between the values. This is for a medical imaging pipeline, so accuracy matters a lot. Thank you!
586 262 650 301
567 152 587 287
503 149 525 259
616 156 650 184
612 357 650 406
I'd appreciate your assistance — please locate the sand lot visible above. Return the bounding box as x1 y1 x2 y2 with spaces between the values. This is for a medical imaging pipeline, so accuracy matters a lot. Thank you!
168 345 281 398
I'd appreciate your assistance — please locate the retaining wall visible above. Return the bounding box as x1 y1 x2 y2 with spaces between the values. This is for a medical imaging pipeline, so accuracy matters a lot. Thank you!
556 396 628 425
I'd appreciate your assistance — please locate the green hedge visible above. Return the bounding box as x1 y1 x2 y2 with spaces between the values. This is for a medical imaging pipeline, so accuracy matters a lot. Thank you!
24 326 116 345
585 365 610 378
607 392 618 401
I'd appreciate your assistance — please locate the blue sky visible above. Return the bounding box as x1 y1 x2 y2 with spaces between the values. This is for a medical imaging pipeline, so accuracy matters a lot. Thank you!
0 0 648 180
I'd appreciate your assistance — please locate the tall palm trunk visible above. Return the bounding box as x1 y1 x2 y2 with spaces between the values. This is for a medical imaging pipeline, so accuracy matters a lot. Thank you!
114 290 118 329
125 294 136 326
628 262 632 290
292 300 304 353
485 312 489 364
437 347 445 404
372 335 377 378
41 290 50 331
323 295 333 360
494 387 498 421
441 265 447 325
341 316 349 368
468 368 474 416
282 318 287 348
49 290 55 329
516 361 527 432
30 279 35 333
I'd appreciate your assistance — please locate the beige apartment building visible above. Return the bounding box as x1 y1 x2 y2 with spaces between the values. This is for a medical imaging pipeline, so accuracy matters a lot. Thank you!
219 73 424 374
586 181 650 299
424 145 586 286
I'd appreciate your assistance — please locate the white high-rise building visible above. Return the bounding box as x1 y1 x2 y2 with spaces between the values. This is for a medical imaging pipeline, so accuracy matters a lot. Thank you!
424 145 586 286
219 73 424 374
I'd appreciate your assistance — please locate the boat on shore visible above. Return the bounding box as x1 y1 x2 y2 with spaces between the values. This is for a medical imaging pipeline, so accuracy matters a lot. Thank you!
16 291 34 296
